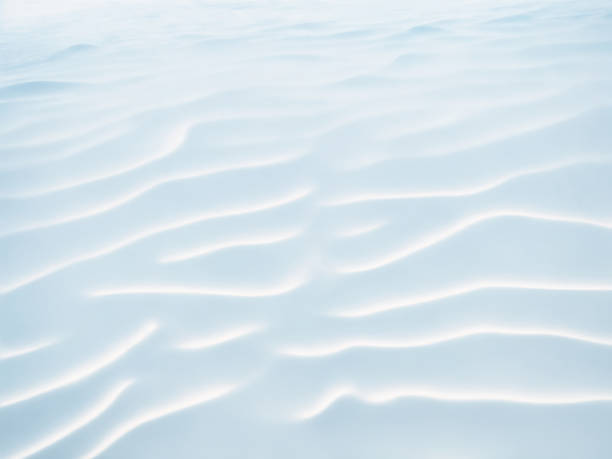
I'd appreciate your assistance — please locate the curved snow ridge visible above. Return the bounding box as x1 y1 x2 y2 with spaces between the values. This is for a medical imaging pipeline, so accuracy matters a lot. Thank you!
333 221 387 238
0 122 195 199
335 281 612 317
6 380 132 459
160 228 303 263
389 107 599 159
296 386 612 420
322 156 612 206
0 110 131 156
0 187 312 295
175 324 264 351
0 93 223 167
81 384 239 459
0 322 156 408
0 151 305 237
89 274 307 299
0 122 132 172
280 326 612 357
334 210 612 274
0 338 57 360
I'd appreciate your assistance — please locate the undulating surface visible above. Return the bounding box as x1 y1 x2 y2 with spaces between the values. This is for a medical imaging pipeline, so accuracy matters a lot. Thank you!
1 0 612 457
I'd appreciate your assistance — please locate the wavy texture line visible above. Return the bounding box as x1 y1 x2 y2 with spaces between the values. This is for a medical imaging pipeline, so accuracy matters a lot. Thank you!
0 339 56 360
160 228 302 263
334 221 386 238
335 281 612 317
2 123 193 199
7 381 132 459
323 156 611 206
89 273 307 298
0 188 312 295
0 151 304 237
297 386 612 420
281 326 612 357
0 322 156 408
81 384 237 459
175 324 263 350
335 210 612 273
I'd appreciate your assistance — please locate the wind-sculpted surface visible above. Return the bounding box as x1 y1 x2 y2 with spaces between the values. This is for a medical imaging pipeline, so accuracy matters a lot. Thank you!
2 0 612 457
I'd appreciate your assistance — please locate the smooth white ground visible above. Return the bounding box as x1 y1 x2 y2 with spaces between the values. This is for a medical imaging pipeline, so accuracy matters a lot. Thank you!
1 0 612 458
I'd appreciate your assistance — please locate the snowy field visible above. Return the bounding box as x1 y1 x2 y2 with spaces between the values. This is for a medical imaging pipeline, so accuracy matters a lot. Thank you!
1 0 612 457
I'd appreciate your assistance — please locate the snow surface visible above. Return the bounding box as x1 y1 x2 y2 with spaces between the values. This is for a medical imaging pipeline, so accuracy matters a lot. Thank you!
1 0 612 457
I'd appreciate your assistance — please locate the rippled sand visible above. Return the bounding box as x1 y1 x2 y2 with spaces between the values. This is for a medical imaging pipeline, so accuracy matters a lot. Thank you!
2 0 612 457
